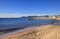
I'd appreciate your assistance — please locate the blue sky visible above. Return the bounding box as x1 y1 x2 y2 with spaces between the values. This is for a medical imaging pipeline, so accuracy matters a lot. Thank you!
0 0 60 17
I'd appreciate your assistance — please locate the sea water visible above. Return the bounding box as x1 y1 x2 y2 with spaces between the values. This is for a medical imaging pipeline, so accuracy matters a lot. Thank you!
0 18 57 30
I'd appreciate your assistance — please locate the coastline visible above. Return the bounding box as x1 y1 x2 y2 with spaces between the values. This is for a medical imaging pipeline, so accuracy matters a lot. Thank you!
0 24 60 39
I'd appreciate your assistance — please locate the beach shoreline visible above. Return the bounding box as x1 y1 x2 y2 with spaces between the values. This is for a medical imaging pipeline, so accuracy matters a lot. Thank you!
0 24 60 39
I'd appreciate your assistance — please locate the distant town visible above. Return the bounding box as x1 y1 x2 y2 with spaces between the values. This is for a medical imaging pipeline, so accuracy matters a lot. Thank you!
0 15 60 20
20 15 60 20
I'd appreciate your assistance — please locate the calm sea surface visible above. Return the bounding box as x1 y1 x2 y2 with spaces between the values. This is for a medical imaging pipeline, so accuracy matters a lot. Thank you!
0 18 58 30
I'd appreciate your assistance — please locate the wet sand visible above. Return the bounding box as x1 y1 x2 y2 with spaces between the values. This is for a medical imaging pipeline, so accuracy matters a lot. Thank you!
0 24 60 39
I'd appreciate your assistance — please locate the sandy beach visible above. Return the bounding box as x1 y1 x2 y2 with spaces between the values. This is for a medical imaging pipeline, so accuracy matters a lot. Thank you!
0 24 60 39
